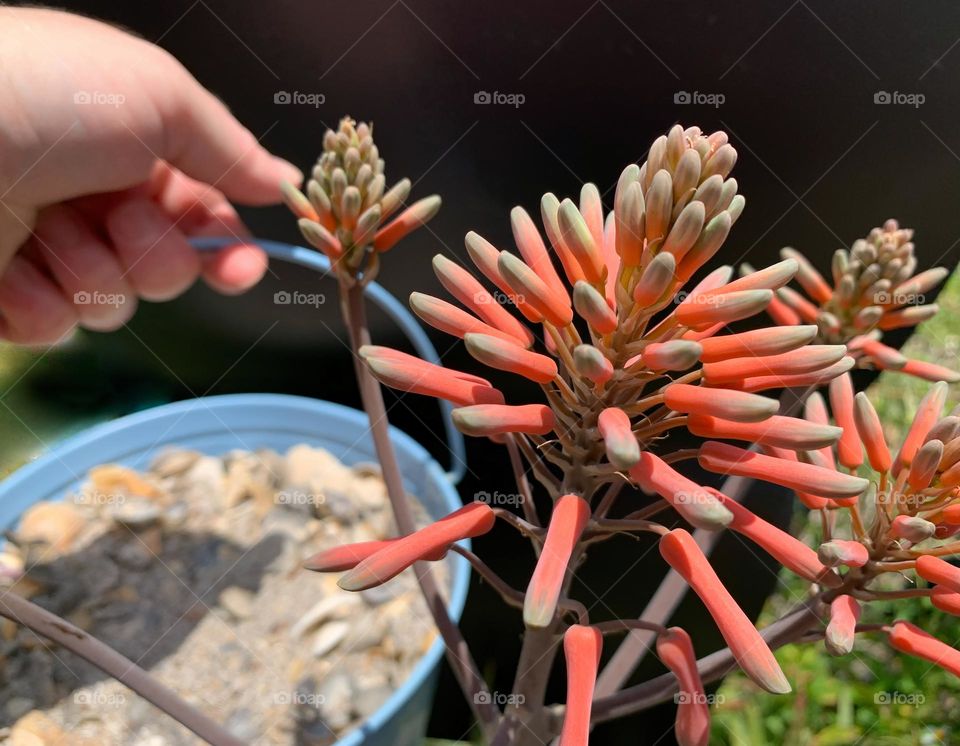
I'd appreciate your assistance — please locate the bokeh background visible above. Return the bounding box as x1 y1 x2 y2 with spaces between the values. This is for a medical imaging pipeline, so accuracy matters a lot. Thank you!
4 1 960 742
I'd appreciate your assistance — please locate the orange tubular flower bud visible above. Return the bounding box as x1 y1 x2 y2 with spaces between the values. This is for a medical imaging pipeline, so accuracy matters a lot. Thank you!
829 373 863 470
498 251 573 327
643 341 702 371
825 596 861 656
598 407 640 469
890 515 936 543
559 625 602 746
908 439 943 491
708 489 839 586
675 289 773 329
702 345 847 385
573 344 614 385
656 627 710 746
737 357 855 393
432 255 533 347
676 212 733 283
339 503 496 591
888 620 960 677
687 415 841 451
877 304 939 331
780 248 832 303
901 359 960 384
452 403 555 437
616 180 645 267
573 281 618 334
633 252 677 308
557 199 605 283
894 381 948 474
916 554 960 593
524 495 591 628
304 538 447 572
930 586 960 616
373 195 441 252
698 441 869 499
663 202 706 262
465 231 544 323
659 529 790 694
942 504 960 525
510 205 567 301
541 192 587 285
629 452 733 530
817 540 869 568
664 383 778 423
765 295 801 326
858 339 907 370
464 333 558 384
763 446 831 510
853 392 891 473
697 325 817 363
298 218 343 260
713 259 799 295
410 292 526 345
775 286 820 323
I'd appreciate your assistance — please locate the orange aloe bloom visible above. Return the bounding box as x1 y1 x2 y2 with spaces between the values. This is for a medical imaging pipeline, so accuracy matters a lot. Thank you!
890 515 936 543
893 381 948 474
659 529 790 693
687 414 841 451
410 291 529 346
916 554 960 594
524 495 591 628
853 391 892 472
818 540 870 568
701 345 847 385
597 407 640 469
697 325 817 362
304 538 447 572
374 196 442 252
656 627 710 746
339 503 496 591
663 383 778 423
888 620 960 677
930 586 960 616
572 281 618 334
559 625 602 746
698 441 868 499
464 333 558 384
452 403 555 437
824 596 861 656
629 453 733 530
828 373 863 469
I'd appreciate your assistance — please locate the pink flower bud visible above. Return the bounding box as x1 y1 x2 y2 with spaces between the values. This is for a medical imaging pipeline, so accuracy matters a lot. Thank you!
775 286 820 323
688 414 841 451
559 625 602 746
780 248 832 303
573 281 618 334
298 218 343 260
557 199 605 283
465 231 543 323
916 554 960 593
452 403 555 437
642 341 703 371
697 325 817 363
573 344 614 385
615 180 645 267
858 339 907 370
541 193 587 285
659 529 790 694
737 357 855 393
890 515 936 543
339 503 496 591
510 205 568 301
901 359 960 384
464 333 558 384
853 392 891 473
304 538 447 572
930 586 960 616
762 446 831 510
702 345 847 385
908 439 943 491
877 304 940 331
828 373 863 470
373 195 441 252
656 627 710 746
699 441 868 499
675 290 772 329
765 295 801 326
888 620 960 677
524 495 591 628
894 382 948 474
633 252 677 308
498 251 573 327
629 453 733 530
410 292 528 346
817 540 869 568
664 383 778 423
824 596 861 656
598 407 640 469
712 259 798 295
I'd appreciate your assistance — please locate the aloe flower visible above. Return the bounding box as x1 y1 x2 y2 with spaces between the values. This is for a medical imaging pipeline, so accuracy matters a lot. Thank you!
763 219 959 383
283 117 441 281
888 621 960 677
559 625 602 746
655 627 710 746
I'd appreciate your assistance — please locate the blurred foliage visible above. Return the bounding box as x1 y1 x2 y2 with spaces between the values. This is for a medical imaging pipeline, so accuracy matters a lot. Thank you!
713 269 960 744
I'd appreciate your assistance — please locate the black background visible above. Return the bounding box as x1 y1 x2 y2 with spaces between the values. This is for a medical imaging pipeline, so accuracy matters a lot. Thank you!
10 1 960 742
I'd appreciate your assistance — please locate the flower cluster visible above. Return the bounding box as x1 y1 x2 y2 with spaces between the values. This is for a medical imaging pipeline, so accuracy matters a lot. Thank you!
282 116 441 282
765 219 958 383
789 376 960 677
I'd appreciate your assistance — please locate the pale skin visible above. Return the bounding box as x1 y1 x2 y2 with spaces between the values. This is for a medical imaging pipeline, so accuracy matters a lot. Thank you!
0 7 303 344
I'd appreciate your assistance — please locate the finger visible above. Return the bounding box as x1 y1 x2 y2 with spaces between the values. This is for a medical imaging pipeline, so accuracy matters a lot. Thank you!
104 197 202 302
0 255 78 344
161 75 301 205
32 205 138 331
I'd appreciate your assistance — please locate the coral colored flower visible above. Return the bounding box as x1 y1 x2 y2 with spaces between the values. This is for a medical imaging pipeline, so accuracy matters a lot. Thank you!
675 290 773 329
597 407 640 469
735 357 855 393
901 358 960 384
373 196 442 252
511 205 568 301
656 627 710 746
572 281 618 334
498 251 574 327
642 341 703 372
659 529 790 694
572 344 614 385
817 540 870 568
339 503 496 591
916 555 960 593
701 345 847 385
464 333 558 384
828 373 863 469
410 292 529 345
524 495 591 628
698 441 869 499
894 381 948 474
451 403 556 437
629 453 733 530
930 586 960 616
304 538 447 572
663 383 778 423
852 392 892 473
687 414 841 451
888 620 960 677
824 596 861 656
890 515 936 543
559 625 602 746
697 325 817 362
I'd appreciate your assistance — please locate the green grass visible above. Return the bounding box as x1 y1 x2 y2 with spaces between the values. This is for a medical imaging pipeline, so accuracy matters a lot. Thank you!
713 269 960 745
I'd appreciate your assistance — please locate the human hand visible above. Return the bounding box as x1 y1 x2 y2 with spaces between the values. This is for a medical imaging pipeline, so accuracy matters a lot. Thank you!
0 8 302 344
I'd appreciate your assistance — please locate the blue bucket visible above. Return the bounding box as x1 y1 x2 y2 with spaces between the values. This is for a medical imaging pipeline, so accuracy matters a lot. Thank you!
0 240 471 746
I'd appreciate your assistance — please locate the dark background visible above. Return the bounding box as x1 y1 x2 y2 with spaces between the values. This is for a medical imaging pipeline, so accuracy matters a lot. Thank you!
7 1 960 742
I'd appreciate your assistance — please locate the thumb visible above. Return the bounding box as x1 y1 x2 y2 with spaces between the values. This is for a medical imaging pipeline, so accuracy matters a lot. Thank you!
161 79 302 205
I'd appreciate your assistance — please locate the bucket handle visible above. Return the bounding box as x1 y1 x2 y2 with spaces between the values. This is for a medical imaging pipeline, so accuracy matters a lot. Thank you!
190 237 468 485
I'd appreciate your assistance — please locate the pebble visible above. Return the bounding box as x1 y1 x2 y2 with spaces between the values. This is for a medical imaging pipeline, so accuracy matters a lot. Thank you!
17 502 85 554
290 594 362 639
311 621 351 658
219 587 255 619
107 498 161 530
316 674 354 731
